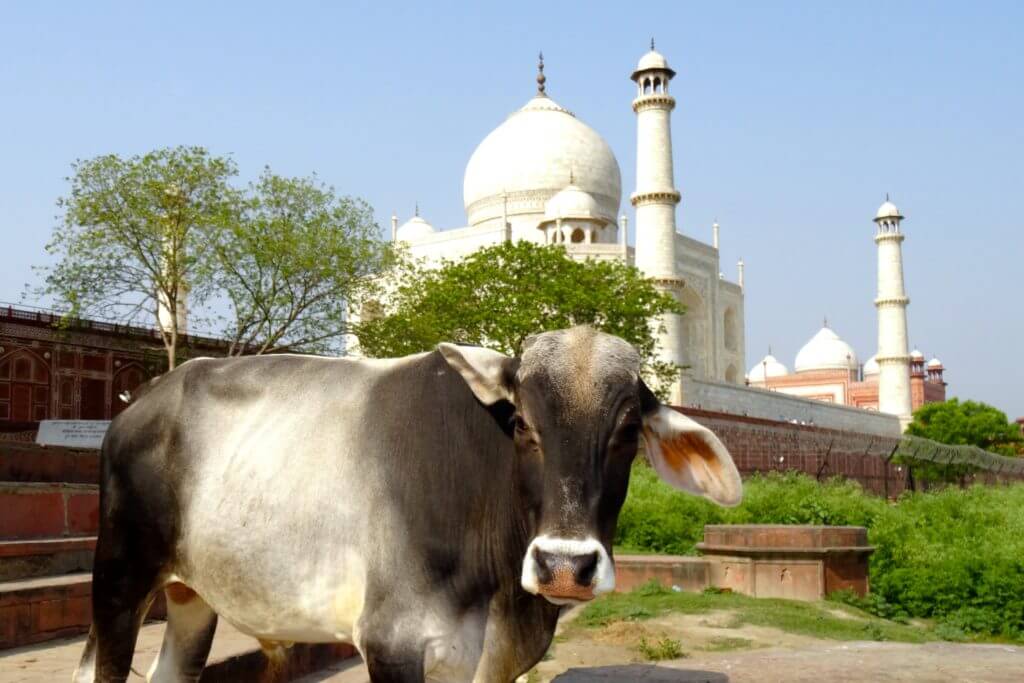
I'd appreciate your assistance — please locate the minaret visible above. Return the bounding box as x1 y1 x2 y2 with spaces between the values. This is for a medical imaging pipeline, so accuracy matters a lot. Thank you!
631 41 686 400
873 197 913 427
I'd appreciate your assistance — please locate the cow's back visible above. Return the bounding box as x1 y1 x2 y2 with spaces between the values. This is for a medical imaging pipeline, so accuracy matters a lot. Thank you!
100 351 519 644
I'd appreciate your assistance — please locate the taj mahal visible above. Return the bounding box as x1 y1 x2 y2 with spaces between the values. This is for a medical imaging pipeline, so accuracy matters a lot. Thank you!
384 46 746 403
358 45 943 428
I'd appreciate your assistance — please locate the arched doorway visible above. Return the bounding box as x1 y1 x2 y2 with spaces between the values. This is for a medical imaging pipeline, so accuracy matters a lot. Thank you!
0 349 50 422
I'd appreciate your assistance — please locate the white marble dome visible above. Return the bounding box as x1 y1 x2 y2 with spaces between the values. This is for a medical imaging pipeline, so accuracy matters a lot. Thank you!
927 357 943 368
875 200 903 220
748 354 789 383
544 184 603 220
463 95 621 228
911 348 925 360
396 215 436 241
794 326 859 373
635 49 671 73
863 354 880 376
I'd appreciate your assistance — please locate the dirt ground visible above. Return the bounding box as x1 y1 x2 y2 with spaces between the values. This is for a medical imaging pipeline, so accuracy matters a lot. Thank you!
299 607 1024 682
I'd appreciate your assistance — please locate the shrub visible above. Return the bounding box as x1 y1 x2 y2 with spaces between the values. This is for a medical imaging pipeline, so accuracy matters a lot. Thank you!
616 463 1024 639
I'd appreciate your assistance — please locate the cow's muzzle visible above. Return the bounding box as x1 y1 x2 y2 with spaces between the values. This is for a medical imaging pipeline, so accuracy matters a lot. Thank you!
521 535 615 604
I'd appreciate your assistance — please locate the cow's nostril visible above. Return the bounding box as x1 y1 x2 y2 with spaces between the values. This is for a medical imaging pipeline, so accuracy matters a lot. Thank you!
533 547 554 585
573 551 599 586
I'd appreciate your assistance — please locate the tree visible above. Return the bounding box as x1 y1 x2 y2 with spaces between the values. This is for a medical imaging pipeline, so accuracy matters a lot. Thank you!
907 398 1022 456
353 240 682 390
35 146 238 369
34 149 394 367
211 169 393 356
904 398 1024 485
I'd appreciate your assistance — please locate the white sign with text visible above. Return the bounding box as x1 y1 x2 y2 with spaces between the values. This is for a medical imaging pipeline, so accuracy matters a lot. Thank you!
36 420 111 449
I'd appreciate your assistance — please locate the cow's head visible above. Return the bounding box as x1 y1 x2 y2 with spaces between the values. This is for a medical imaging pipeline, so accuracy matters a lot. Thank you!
439 326 741 605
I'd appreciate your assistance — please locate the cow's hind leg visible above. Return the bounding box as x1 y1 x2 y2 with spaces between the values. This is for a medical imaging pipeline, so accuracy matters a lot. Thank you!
146 583 217 683
89 549 160 683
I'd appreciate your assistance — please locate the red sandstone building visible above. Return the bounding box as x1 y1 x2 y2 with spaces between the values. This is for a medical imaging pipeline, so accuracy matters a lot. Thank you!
0 305 226 428
747 324 946 412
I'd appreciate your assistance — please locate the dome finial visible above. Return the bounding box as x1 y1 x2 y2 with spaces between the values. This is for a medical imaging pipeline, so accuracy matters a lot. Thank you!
414 201 419 217
823 315 829 328
536 51 546 95
650 37 655 50
569 166 574 185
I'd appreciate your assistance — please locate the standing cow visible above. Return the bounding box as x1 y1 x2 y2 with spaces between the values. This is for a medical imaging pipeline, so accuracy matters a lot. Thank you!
74 326 740 683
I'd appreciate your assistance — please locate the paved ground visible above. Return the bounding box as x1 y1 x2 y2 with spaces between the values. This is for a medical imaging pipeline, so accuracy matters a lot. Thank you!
0 620 257 682
4 623 1021 682
294 641 1024 682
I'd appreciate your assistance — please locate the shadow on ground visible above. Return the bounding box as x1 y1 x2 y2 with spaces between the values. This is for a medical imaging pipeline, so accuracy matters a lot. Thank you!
553 665 728 682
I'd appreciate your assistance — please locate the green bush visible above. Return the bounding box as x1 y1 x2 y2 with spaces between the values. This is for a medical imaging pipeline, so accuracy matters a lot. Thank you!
615 462 1024 639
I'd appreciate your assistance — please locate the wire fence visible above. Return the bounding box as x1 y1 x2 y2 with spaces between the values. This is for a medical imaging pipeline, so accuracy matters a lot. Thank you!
896 434 1024 475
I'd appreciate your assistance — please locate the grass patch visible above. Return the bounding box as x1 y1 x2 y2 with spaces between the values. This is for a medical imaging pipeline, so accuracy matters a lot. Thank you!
616 465 1024 640
578 582 935 643
637 635 686 660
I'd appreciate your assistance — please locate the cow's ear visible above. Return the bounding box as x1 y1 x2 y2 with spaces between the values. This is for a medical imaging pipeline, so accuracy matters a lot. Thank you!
638 380 742 507
438 343 515 405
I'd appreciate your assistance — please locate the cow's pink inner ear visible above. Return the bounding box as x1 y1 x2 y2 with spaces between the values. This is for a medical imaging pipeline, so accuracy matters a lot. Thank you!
642 406 742 507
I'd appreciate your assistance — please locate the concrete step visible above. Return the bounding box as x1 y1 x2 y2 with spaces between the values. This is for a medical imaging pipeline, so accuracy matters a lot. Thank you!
0 443 99 485
0 482 98 540
0 572 166 649
0 573 95 648
0 608 357 682
0 537 96 582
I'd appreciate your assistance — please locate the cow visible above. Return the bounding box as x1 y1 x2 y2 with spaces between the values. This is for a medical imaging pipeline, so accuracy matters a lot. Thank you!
74 326 741 683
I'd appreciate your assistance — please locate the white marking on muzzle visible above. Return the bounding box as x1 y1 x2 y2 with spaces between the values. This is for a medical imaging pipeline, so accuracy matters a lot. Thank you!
520 535 615 604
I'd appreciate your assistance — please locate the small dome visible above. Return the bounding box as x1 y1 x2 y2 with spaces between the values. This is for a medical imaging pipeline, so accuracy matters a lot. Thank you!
863 354 880 376
544 184 604 220
927 357 943 368
396 215 436 241
636 49 670 73
911 349 924 360
875 200 903 221
794 326 858 373
748 354 789 383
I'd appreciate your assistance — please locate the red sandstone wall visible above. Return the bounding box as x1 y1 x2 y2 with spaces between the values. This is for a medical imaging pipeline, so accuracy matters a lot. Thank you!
682 407 906 496
678 407 1024 496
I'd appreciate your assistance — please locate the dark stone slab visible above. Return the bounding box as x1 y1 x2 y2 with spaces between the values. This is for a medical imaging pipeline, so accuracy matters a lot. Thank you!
553 665 729 682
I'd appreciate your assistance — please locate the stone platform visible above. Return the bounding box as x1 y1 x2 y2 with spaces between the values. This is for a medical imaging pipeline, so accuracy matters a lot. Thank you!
617 525 873 602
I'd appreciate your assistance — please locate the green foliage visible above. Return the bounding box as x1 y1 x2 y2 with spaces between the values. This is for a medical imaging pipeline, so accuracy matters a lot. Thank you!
615 466 1024 639
35 146 239 368
614 465 885 555
908 399 1021 455
903 398 1023 482
33 147 391 368
578 580 934 643
352 240 682 391
211 169 392 355
636 635 685 660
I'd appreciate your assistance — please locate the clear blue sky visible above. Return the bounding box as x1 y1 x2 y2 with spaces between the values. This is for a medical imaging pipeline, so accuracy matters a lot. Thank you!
1 2 1021 417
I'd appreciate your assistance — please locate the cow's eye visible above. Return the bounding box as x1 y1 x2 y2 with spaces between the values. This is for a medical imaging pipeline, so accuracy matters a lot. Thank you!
513 414 529 433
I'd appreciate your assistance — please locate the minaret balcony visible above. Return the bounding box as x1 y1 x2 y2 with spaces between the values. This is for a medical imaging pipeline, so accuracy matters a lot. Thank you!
630 190 681 206
874 232 906 244
632 95 676 113
873 296 910 307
